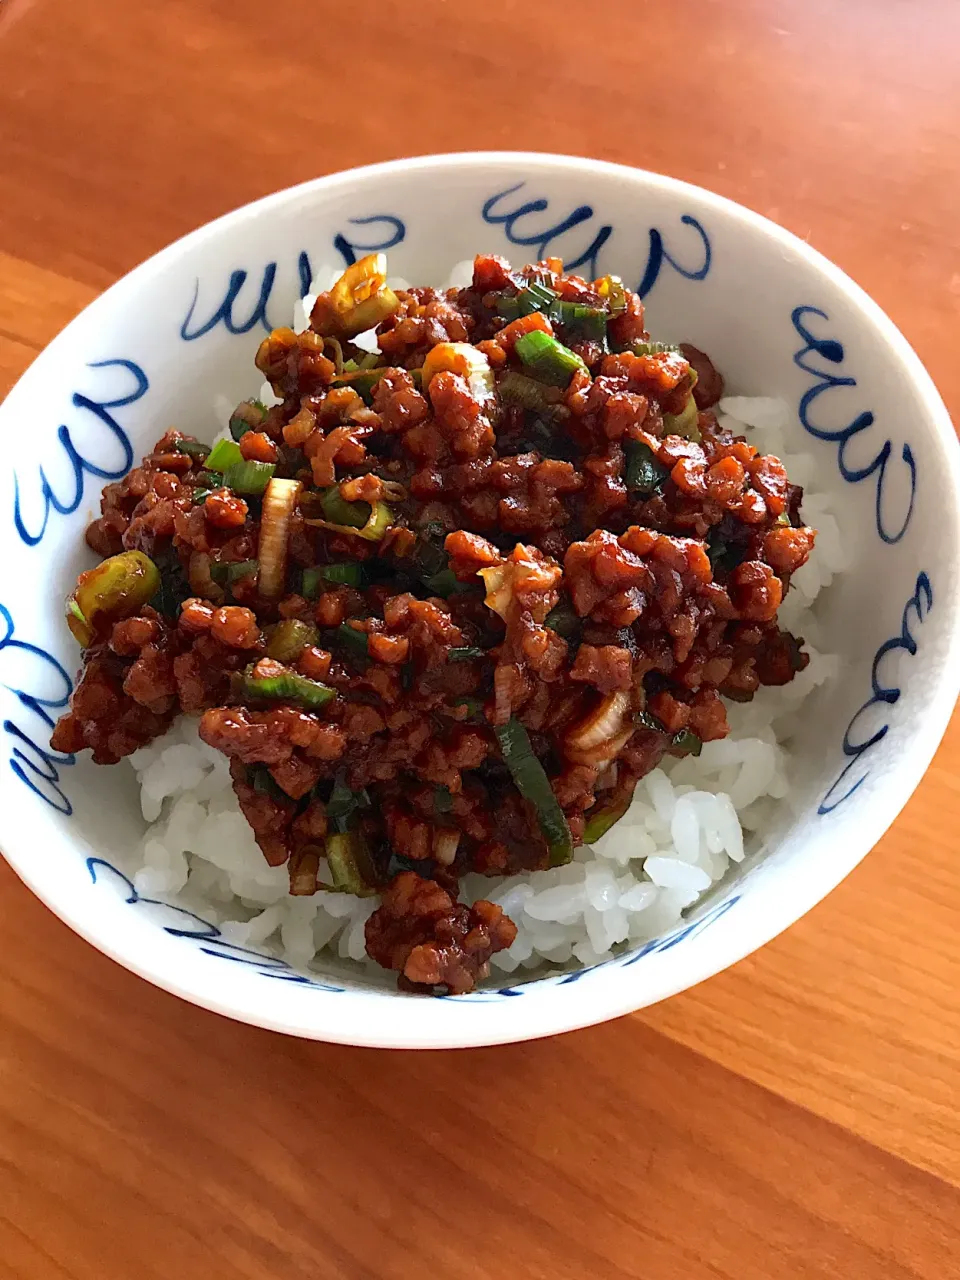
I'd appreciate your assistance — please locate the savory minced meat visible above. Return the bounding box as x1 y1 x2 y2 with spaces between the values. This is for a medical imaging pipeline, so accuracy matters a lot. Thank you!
52 253 816 993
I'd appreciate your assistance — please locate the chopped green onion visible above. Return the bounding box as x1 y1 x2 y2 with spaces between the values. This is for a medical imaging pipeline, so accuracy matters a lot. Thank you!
670 729 703 756
630 341 682 357
205 438 244 473
358 352 380 371
304 488 394 540
192 489 215 506
302 562 369 598
635 710 664 732
514 330 589 388
194 470 221 489
558 303 607 343
242 665 336 711
497 370 553 413
498 287 607 345
210 558 259 585
324 831 377 896
324 562 367 588
221 460 276 496
66 550 161 648
173 439 211 461
421 567 459 597
448 646 484 662
663 395 700 441
341 358 360 374
433 785 453 816
544 604 580 639
707 534 739 577
596 275 628 315
226 559 258 584
776 511 792 527
357 501 393 541
331 369 384 403
320 487 370 528
495 294 522 322
325 775 369 832
266 619 318 663
251 765 285 799
625 440 670 494
582 791 634 844
334 623 369 662
494 718 573 867
519 280 559 314
229 399 268 441
301 567 325 599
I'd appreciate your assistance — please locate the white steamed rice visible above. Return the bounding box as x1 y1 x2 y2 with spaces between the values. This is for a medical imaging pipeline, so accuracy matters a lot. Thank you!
127 269 847 981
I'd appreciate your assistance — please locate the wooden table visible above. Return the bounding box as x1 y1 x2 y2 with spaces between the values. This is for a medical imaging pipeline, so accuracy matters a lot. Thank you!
2 2 959 1275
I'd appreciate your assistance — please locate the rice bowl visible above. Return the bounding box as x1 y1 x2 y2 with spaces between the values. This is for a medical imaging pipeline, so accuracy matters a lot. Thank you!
0 152 955 1044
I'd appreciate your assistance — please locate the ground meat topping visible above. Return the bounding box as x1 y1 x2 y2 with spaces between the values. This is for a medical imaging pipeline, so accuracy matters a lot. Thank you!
365 871 517 994
53 254 817 994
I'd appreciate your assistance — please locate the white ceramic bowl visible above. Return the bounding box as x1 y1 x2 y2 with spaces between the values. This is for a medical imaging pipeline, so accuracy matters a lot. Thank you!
1 152 957 1048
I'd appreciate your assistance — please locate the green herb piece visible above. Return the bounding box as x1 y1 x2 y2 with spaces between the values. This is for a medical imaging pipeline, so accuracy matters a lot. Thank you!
434 786 453 816
448 646 484 662
544 604 580 639
324 831 378 896
494 718 573 867
582 792 634 844
205 438 244 472
625 440 670 494
497 370 554 412
514 330 589 388
662 395 700 441
266 619 319 664
670 729 703 756
629 341 682 357
334 623 369 662
242 665 336 711
220 460 276 496
173 439 211 461
229 399 268 441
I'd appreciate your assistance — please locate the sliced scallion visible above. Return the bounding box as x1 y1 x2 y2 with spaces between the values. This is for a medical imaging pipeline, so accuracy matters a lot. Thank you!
334 623 369 662
629 341 682 357
448 646 484 662
266 619 319 663
544 604 580 639
582 791 634 844
221 460 276 496
242 665 336 711
497 370 554 413
625 440 670 494
494 718 573 867
662 394 700 441
670 729 703 756
324 831 378 896
514 330 589 388
174 439 211 461
205 438 244 473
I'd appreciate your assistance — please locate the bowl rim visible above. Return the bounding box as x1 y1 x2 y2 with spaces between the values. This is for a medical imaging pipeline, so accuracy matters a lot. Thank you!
2 149 959 1049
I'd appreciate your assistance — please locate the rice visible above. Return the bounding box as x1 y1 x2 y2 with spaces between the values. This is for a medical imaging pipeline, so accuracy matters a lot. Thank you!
128 275 844 984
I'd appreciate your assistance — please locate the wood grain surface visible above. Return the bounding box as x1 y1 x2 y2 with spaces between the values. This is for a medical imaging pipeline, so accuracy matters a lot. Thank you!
1 2 959 1275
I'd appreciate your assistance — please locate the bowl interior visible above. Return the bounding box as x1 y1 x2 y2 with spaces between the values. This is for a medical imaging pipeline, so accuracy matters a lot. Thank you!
0 153 957 1047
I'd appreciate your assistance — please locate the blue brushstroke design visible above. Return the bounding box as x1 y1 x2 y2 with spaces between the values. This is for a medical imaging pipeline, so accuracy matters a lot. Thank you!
13 359 144 547
792 305 916 544
333 215 406 268
819 573 932 813
0 602 74 813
